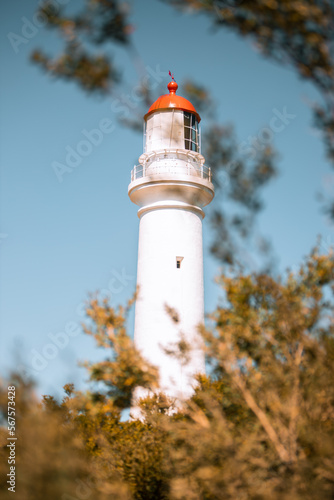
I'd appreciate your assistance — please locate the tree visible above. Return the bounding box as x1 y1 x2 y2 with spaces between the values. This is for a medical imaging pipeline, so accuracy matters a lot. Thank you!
1 249 334 499
171 247 334 499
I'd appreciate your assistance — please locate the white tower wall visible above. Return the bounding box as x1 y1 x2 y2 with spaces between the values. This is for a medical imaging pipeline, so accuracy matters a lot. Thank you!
135 206 205 399
145 110 185 152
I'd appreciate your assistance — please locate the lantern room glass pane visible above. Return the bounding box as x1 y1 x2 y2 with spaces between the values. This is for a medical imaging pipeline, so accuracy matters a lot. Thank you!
184 112 199 152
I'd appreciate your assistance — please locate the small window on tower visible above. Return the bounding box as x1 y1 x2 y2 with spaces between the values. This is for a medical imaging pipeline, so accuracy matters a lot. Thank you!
176 257 184 269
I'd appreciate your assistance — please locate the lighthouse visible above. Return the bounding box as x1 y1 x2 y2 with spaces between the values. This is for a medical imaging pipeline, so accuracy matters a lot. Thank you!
128 75 214 404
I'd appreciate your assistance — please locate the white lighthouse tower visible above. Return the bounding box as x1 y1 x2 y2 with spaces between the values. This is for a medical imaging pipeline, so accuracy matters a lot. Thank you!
128 76 214 404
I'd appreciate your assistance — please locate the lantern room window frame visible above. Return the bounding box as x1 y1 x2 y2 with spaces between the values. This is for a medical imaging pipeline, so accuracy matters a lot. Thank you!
184 112 200 152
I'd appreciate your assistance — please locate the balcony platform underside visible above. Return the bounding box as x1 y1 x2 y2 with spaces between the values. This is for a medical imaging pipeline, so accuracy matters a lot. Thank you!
128 174 215 210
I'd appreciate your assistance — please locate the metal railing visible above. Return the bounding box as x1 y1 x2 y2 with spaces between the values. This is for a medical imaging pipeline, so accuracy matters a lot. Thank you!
130 150 212 183
131 163 212 182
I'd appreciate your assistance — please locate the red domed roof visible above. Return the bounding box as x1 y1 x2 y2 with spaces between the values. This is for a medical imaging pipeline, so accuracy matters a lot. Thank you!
144 78 201 122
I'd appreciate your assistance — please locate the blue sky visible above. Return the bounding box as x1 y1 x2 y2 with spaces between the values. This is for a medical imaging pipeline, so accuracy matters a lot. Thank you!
1 0 333 399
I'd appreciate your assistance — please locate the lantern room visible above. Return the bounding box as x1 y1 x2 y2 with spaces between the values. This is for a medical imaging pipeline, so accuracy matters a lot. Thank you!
143 78 201 153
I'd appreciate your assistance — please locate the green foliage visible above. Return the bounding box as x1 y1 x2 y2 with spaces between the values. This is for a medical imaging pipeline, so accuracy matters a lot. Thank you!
1 249 334 498
200 122 277 266
83 296 160 409
31 0 131 93
166 0 334 165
